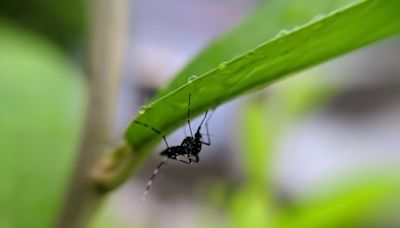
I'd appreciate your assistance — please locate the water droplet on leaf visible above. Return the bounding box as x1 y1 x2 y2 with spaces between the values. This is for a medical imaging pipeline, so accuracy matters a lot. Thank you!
218 62 227 70
276 29 289 38
311 14 324 23
139 105 148 114
188 75 198 82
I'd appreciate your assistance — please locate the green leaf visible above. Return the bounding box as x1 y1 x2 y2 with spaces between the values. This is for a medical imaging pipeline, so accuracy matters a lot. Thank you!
154 0 352 100
0 21 84 228
125 0 400 155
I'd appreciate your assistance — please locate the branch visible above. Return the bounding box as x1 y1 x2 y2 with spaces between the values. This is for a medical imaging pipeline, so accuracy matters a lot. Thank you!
56 0 127 227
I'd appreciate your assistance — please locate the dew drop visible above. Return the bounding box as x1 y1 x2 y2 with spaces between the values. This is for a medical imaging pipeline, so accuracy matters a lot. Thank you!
276 29 289 38
218 62 228 70
246 50 256 58
139 105 148 114
311 14 324 23
188 75 198 82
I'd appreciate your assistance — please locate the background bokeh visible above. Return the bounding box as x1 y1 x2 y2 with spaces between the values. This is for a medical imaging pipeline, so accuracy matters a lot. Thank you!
1 0 400 228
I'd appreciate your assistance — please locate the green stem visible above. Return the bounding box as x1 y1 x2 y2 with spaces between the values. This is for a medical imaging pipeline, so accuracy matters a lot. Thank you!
56 0 127 227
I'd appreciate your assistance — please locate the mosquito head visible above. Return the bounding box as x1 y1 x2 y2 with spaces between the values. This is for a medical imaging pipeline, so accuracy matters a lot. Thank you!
195 130 202 139
160 147 170 157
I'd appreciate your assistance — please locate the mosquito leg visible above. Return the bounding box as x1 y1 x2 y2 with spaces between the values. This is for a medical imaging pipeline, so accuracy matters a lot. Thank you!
134 120 169 148
196 110 208 135
201 109 215 145
187 93 194 136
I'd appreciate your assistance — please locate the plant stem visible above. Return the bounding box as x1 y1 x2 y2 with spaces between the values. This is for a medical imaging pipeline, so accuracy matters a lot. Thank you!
56 0 127 227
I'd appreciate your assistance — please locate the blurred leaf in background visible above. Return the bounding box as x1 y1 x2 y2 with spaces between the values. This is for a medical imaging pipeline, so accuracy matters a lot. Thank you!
227 69 335 228
228 68 400 228
0 0 86 48
0 1 86 227
0 20 85 228
278 171 400 228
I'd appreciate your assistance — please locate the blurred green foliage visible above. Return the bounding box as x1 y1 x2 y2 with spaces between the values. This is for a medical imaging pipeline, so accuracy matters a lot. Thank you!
227 70 335 228
226 69 400 227
0 1 86 227
277 171 400 228
0 0 86 48
0 21 85 228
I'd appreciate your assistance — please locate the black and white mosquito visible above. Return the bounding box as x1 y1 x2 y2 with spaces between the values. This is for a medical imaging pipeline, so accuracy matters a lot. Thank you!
134 93 214 200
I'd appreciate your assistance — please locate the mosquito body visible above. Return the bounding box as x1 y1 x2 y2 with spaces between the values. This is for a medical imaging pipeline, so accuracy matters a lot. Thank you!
134 93 213 200
159 113 210 164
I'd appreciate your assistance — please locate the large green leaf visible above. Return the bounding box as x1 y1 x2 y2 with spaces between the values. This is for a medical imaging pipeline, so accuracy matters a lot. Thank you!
154 0 352 100
0 22 84 228
125 0 400 154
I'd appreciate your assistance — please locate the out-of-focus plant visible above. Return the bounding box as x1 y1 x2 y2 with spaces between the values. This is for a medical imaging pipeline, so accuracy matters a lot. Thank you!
0 21 85 228
228 70 334 228
0 1 86 226
223 70 400 228
0 0 86 47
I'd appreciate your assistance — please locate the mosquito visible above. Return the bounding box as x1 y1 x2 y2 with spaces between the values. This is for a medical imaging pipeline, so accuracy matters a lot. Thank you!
134 93 214 200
